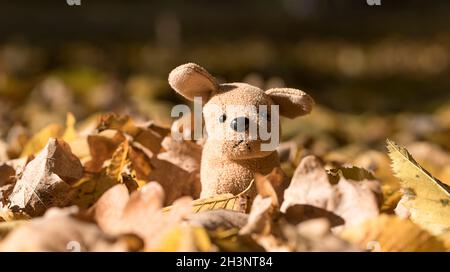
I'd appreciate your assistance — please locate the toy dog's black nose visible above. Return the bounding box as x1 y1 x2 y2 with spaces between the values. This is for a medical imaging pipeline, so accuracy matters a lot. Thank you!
230 117 250 132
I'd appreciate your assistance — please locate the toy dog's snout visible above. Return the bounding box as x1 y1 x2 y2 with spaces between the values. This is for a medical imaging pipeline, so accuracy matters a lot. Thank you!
230 117 250 132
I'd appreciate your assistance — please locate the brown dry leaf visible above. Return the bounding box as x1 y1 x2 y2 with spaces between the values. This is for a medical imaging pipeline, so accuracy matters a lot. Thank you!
72 137 147 209
89 183 207 251
240 168 285 235
254 167 286 207
281 218 360 252
0 165 16 187
84 132 126 173
341 214 446 252
0 158 29 191
71 172 119 210
281 155 382 228
89 183 164 244
148 157 200 205
148 137 202 203
0 207 140 252
97 114 169 155
0 158 29 213
127 144 153 183
158 137 202 173
8 138 83 216
0 140 8 163
237 168 291 252
0 185 15 213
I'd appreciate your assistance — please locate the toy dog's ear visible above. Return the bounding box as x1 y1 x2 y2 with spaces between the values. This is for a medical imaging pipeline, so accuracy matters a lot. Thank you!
266 88 314 118
169 63 219 101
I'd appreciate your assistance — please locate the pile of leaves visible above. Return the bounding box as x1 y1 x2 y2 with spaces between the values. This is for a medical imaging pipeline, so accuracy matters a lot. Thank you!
0 110 449 252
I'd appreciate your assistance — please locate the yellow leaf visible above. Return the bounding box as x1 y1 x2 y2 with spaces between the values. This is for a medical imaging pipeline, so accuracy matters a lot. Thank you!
21 124 63 157
106 140 130 182
21 113 78 157
341 214 446 252
62 112 77 142
387 139 450 235
163 180 254 213
155 224 214 252
439 231 450 251
353 151 402 213
0 220 28 239
208 228 265 252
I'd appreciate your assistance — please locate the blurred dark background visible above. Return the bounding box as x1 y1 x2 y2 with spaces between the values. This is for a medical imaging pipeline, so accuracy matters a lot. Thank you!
0 0 449 132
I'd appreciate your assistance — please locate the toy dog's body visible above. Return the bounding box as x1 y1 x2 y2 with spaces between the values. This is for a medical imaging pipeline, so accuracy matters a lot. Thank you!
169 63 314 198
202 141 280 196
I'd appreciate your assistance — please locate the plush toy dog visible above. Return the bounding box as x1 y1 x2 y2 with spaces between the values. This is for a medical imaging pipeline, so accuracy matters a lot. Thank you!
169 63 314 198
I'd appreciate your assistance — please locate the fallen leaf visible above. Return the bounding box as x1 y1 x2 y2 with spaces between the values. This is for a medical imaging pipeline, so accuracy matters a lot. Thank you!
282 218 359 252
89 183 202 251
62 112 78 142
281 155 382 228
155 223 215 252
0 207 140 252
387 139 450 235
8 138 83 216
0 140 7 162
341 214 446 252
84 132 126 173
188 210 248 231
20 124 63 157
106 140 130 182
0 165 16 187
240 169 284 235
97 114 169 155
148 159 199 205
207 228 265 252
0 220 28 239
158 136 202 173
163 180 254 213
353 150 402 212
20 113 78 157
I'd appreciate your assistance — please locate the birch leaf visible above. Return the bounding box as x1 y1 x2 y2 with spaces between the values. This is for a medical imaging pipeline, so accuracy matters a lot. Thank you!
387 139 450 235
163 180 254 214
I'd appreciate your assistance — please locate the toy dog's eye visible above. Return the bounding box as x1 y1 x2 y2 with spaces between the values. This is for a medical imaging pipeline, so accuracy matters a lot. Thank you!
219 114 227 123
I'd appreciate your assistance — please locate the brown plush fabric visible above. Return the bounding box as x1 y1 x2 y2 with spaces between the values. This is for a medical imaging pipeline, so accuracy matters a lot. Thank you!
266 88 315 118
168 63 314 198
168 63 219 101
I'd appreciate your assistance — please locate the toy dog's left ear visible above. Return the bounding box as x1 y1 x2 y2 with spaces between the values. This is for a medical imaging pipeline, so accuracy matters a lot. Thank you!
169 63 219 102
266 88 314 118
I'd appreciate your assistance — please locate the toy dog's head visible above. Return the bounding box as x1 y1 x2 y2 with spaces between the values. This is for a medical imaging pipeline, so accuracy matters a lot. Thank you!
169 63 314 160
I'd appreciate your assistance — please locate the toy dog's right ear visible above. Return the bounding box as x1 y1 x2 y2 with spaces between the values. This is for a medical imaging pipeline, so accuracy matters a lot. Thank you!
168 63 219 101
